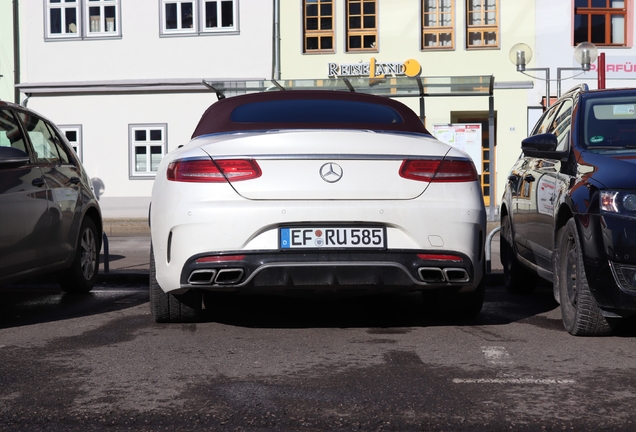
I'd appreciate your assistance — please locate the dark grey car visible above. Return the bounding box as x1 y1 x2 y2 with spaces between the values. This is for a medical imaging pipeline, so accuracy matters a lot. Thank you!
0 101 102 292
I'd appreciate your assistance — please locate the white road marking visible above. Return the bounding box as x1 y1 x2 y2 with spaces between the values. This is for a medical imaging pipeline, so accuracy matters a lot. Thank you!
452 346 576 385
453 378 576 384
481 346 513 365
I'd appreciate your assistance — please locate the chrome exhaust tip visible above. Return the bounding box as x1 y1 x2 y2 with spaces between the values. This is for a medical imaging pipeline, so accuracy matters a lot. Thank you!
188 269 217 285
443 268 470 283
418 267 445 283
214 268 245 285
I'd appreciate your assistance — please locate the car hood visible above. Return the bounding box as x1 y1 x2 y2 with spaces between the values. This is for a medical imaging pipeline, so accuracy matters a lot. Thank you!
580 149 636 189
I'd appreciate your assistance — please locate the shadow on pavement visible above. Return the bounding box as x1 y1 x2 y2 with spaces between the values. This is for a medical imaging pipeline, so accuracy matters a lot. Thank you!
0 282 147 330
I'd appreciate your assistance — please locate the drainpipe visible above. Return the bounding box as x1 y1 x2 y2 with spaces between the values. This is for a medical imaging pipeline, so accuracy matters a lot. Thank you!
272 0 281 80
13 0 20 104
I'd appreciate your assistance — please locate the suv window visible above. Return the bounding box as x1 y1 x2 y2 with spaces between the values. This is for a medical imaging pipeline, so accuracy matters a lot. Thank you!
532 102 562 136
553 99 574 152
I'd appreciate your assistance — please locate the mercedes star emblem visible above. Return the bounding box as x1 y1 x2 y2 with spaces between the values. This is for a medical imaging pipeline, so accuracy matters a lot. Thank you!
319 162 343 183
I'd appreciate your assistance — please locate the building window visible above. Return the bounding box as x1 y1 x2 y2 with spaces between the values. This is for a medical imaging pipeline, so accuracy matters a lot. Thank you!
46 0 121 39
574 0 626 46
60 125 83 162
161 0 238 35
129 125 167 178
422 0 454 49
466 0 498 48
304 0 334 53
346 0 377 51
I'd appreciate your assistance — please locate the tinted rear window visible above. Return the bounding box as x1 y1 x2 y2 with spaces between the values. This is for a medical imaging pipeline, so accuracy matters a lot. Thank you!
230 99 404 124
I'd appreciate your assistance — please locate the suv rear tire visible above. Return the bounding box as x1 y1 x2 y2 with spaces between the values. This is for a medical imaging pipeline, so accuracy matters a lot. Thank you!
556 219 614 336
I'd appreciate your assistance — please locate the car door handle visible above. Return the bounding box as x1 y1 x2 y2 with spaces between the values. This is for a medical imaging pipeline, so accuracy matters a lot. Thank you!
70 176 81 185
524 174 535 182
32 177 45 187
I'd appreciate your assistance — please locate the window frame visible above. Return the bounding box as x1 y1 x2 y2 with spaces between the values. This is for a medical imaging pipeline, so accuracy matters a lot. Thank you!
129 124 168 179
345 0 378 52
59 125 83 162
465 0 499 49
421 0 455 50
160 0 239 37
45 0 122 41
303 0 335 54
574 0 627 46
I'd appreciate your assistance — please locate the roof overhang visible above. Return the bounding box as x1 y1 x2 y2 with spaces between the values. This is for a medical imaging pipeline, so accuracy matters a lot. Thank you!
15 76 502 99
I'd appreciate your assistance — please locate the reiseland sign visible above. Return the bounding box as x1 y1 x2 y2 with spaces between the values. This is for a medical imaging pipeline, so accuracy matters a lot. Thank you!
327 58 422 79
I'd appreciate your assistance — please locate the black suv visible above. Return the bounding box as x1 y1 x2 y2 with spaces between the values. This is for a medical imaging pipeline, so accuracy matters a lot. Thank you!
500 84 636 336
0 101 102 292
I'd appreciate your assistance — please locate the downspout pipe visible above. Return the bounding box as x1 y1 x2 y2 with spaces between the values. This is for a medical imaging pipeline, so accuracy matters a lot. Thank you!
272 0 281 80
13 0 21 104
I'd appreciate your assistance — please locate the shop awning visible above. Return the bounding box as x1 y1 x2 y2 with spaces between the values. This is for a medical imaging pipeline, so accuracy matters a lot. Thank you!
202 75 494 99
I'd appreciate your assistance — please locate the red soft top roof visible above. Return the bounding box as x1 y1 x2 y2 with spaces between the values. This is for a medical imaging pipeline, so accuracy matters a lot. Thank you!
191 90 429 138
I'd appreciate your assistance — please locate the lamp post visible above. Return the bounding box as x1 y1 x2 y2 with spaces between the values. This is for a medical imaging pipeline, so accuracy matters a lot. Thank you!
509 42 598 108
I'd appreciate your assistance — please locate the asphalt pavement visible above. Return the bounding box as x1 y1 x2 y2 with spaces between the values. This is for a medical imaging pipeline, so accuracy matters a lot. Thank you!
99 218 503 284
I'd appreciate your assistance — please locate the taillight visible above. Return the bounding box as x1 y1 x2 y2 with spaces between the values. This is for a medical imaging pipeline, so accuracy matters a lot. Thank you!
399 159 478 183
196 255 245 263
167 158 261 182
417 253 463 262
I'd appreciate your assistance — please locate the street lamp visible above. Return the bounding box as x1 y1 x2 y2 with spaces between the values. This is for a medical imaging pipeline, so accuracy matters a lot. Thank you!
509 42 551 107
559 42 598 96
509 42 598 108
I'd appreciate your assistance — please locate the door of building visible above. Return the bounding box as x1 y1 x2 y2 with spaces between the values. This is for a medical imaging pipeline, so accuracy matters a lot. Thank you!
452 114 496 207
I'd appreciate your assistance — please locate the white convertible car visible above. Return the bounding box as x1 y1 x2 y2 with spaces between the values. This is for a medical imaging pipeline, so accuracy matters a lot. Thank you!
149 90 486 322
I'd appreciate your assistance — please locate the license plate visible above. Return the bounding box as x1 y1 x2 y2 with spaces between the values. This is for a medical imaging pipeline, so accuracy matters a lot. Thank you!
279 227 386 249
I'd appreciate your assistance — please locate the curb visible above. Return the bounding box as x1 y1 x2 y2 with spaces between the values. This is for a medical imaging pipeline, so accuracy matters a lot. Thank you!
103 217 150 237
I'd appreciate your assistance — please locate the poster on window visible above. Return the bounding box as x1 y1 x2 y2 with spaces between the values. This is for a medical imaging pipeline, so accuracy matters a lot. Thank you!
432 124 482 174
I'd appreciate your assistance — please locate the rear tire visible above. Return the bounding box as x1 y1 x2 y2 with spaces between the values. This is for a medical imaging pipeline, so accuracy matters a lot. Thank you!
500 214 537 294
556 219 614 336
150 244 203 323
58 217 100 294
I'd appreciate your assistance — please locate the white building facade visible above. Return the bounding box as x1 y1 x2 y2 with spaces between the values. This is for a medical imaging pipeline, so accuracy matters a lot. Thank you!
15 0 273 217
0 2 16 103
533 0 636 102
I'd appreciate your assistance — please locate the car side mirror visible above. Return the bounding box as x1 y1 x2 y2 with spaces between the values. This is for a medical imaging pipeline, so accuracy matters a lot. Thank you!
521 133 568 160
0 147 30 168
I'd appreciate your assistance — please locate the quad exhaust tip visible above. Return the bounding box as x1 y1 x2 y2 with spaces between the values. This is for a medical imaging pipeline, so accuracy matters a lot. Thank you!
418 267 469 284
188 268 245 285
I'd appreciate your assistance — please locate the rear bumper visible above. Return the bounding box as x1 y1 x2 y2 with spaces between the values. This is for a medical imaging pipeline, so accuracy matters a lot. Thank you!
178 250 482 295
